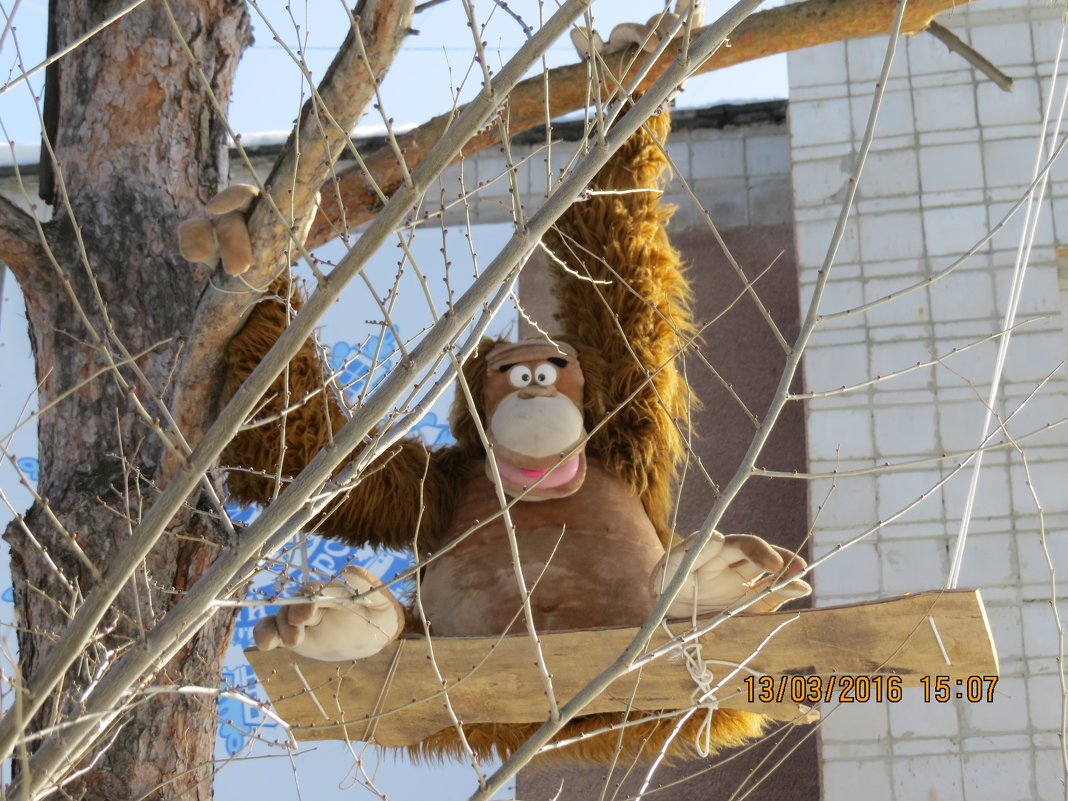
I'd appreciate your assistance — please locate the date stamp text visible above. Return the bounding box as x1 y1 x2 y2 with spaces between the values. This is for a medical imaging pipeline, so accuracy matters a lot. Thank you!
743 674 999 704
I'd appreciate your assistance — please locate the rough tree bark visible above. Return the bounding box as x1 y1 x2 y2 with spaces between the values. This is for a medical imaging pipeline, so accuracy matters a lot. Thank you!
2 2 251 798
0 0 422 795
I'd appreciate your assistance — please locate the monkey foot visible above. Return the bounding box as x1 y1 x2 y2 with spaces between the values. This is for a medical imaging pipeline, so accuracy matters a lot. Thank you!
253 566 404 662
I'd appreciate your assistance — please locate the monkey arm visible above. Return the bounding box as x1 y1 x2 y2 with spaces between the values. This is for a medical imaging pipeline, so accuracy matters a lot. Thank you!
543 109 693 530
220 276 458 552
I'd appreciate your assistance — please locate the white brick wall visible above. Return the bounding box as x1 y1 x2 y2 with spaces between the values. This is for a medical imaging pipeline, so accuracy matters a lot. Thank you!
789 2 1068 799
422 112 793 231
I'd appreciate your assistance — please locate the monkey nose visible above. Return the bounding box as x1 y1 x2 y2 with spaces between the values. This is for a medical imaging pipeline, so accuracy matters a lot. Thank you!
517 387 556 399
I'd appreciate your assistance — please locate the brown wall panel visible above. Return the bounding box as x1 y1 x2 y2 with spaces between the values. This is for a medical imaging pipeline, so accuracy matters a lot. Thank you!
515 223 819 801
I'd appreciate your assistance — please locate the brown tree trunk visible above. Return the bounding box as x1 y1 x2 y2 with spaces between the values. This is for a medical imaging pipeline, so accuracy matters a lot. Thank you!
4 1 250 798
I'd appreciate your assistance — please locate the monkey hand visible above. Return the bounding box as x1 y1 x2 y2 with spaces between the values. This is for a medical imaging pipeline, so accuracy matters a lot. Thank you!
651 532 811 619
253 566 404 662
176 184 259 276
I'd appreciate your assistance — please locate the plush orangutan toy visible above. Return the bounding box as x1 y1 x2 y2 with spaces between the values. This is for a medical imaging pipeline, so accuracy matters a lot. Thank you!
179 108 810 763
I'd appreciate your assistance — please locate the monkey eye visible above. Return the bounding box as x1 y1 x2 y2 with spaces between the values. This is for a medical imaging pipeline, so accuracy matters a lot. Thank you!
508 365 533 388
533 363 557 386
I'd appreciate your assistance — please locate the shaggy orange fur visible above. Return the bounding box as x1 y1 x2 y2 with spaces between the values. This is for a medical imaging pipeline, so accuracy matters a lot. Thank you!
221 108 767 765
412 708 765 766
543 109 693 546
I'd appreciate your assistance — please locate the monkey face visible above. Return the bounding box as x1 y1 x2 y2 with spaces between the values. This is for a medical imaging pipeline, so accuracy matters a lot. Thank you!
482 340 587 500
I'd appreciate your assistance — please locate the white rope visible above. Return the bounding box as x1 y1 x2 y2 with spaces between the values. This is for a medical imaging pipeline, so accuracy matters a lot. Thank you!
636 621 719 801
680 637 721 757
661 611 797 757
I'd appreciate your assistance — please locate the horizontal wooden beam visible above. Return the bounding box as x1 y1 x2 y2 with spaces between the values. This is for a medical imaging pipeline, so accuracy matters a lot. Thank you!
246 589 997 747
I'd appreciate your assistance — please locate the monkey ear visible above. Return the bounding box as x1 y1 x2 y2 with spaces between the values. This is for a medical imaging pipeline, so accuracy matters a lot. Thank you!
448 337 505 451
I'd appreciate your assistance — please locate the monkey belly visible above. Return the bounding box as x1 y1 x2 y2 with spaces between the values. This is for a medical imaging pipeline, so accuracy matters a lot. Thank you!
419 461 665 636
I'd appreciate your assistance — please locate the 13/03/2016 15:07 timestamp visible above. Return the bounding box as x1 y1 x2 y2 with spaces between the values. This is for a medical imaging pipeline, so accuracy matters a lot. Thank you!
743 674 999 704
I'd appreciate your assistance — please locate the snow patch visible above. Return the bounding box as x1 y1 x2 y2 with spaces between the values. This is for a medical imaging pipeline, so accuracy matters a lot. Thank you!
230 121 418 150
0 143 40 168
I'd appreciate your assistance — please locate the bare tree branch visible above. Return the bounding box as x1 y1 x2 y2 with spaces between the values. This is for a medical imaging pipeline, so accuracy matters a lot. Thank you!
466 0 912 794
0 194 49 297
307 0 975 248
248 0 416 265
927 19 1014 92
21 0 759 789
0 0 596 787
170 0 414 458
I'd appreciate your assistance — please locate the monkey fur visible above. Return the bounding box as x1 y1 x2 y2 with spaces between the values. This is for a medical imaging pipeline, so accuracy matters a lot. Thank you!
208 109 809 765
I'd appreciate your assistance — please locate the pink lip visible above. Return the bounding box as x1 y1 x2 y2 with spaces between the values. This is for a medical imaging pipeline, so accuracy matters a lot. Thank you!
494 454 580 490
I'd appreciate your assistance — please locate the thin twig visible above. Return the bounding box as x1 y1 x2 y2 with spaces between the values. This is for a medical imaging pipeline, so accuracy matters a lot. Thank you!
926 20 1013 92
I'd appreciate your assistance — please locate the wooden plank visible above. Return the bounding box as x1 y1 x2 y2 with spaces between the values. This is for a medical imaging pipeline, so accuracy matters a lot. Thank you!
246 589 997 747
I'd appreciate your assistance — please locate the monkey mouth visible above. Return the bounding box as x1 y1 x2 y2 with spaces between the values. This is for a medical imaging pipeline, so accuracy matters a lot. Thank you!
486 434 588 500
493 452 582 491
